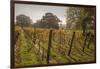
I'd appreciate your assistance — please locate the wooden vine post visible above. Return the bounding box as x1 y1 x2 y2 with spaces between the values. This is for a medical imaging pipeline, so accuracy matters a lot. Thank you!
46 29 53 64
82 33 88 52
68 32 75 56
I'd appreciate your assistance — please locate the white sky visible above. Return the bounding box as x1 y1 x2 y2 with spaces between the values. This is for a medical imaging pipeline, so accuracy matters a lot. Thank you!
15 3 67 24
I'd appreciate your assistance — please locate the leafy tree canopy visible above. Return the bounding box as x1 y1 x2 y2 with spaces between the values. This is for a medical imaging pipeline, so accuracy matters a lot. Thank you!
16 14 32 27
33 12 61 29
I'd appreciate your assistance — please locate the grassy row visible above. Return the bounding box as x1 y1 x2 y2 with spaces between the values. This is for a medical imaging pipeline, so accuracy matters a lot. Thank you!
14 27 95 66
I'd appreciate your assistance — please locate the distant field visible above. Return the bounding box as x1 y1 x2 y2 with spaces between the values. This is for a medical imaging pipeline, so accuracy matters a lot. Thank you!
14 26 95 67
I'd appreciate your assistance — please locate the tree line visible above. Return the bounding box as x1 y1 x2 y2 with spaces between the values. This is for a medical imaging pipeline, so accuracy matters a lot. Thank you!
16 12 60 29
15 7 95 33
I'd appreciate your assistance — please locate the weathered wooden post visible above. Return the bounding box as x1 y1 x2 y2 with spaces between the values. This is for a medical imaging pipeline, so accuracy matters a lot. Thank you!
87 35 91 49
87 33 94 49
46 29 53 64
68 32 75 56
33 28 36 44
82 33 88 52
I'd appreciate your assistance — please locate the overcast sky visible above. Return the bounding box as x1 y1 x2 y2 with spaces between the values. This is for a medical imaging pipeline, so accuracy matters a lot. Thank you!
15 3 67 24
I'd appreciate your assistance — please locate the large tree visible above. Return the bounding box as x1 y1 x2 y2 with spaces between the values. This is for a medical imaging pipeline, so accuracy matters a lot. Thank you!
81 7 95 34
33 12 61 29
16 14 32 27
66 7 95 30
